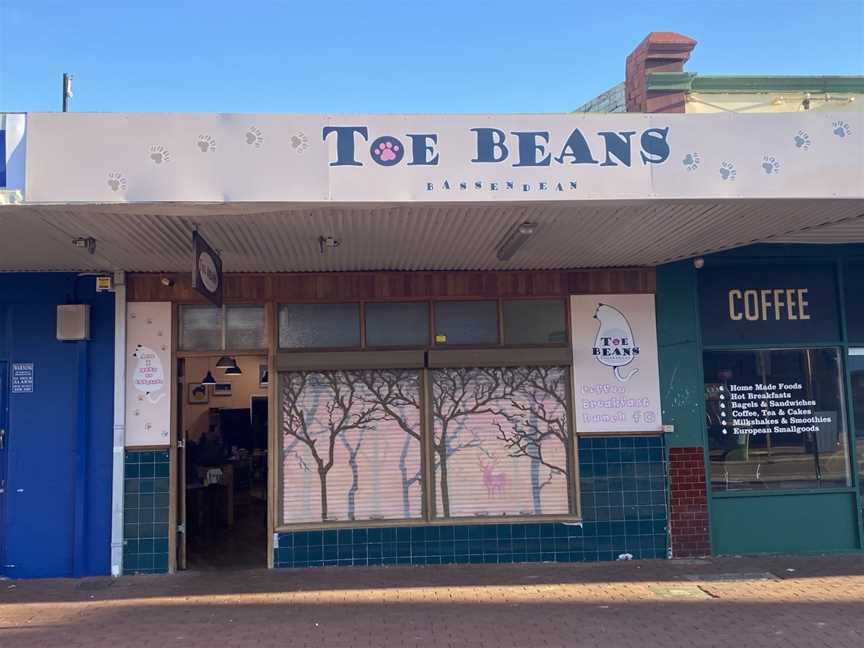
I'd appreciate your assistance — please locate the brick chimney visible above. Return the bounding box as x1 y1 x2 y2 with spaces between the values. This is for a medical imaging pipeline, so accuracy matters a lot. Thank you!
625 32 697 113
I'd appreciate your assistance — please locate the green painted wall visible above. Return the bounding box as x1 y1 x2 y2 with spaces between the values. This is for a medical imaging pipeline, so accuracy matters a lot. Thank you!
656 261 705 449
712 492 860 554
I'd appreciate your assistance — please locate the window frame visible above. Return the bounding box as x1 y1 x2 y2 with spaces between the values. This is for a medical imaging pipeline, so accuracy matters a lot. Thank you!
178 303 268 353
362 300 432 350
277 302 363 352
500 297 569 347
703 344 853 495
274 359 582 532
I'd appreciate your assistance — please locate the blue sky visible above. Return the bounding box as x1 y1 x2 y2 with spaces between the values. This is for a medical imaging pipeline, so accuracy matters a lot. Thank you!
1 0 862 114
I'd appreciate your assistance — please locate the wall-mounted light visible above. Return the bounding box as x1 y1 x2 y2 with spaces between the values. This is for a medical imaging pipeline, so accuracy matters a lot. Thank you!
693 257 705 269
318 236 341 255
72 237 96 255
160 276 174 287
496 222 537 261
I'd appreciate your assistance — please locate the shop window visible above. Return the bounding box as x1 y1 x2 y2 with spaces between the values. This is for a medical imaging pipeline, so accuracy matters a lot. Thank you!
179 305 222 351
365 302 429 347
281 369 423 524
430 366 573 518
279 304 360 349
225 305 266 350
703 348 850 492
434 301 498 345
502 299 566 345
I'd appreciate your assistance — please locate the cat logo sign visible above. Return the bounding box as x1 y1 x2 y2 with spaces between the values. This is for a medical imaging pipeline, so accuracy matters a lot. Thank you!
570 294 662 434
592 303 640 382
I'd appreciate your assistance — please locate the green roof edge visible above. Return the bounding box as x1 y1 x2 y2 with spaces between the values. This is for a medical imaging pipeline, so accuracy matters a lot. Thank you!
647 72 864 94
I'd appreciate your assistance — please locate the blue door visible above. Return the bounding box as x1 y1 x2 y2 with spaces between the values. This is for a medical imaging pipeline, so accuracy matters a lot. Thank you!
0 362 8 572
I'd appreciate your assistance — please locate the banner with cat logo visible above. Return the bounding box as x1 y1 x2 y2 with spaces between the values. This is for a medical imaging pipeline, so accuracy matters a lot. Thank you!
570 294 662 434
125 301 173 446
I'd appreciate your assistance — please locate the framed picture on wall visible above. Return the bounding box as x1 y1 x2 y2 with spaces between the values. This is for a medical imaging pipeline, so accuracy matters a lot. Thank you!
213 383 232 397
188 382 209 404
259 364 269 388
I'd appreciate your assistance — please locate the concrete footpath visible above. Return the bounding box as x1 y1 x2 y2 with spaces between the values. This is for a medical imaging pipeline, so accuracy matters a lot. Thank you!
1 554 863 647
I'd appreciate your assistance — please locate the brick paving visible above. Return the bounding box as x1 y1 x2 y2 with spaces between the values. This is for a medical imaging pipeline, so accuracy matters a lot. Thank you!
1 554 863 647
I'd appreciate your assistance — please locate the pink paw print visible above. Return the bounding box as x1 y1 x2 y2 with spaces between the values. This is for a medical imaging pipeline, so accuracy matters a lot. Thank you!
370 137 403 166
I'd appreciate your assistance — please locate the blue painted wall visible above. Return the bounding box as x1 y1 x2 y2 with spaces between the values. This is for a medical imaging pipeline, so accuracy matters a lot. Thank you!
0 274 114 578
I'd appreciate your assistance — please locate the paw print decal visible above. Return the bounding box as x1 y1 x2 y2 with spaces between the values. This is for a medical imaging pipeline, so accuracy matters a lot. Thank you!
761 155 780 175
149 145 170 164
197 134 216 153
793 130 811 150
370 136 403 166
833 121 852 138
719 161 736 181
107 172 127 192
291 132 309 153
682 152 700 172
245 126 264 148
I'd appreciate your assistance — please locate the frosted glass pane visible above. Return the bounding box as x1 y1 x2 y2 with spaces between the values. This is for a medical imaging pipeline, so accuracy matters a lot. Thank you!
434 301 498 345
279 304 360 349
503 299 566 345
365 302 429 347
180 305 221 350
226 306 265 350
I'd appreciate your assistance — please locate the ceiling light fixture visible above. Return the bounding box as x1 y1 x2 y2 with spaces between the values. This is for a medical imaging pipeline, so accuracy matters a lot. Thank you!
496 222 537 261
215 355 235 369
224 363 243 376
201 370 217 385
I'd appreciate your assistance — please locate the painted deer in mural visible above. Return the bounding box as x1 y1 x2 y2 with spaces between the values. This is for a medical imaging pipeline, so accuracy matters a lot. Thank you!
478 455 508 497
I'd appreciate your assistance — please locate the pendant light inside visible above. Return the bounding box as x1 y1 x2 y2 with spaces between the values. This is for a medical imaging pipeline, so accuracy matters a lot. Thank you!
225 362 242 376
201 370 217 385
216 355 235 369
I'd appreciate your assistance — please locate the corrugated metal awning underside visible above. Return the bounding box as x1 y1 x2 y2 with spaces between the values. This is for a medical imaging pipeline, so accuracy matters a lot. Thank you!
1 199 862 272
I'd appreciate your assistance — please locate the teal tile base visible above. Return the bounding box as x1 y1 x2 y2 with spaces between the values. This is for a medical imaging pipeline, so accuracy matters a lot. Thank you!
123 449 171 575
275 436 668 569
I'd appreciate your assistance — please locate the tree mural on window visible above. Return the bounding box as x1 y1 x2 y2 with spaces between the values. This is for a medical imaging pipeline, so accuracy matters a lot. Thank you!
281 369 423 524
431 366 571 518
355 369 424 518
493 366 572 513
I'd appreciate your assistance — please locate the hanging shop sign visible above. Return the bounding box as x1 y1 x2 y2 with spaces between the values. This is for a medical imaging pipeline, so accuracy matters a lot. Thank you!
698 264 840 346
125 302 172 447
192 231 223 307
22 111 863 203
569 294 662 434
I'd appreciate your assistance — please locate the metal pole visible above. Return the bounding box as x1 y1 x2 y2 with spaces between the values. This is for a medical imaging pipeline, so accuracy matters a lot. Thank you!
62 73 73 112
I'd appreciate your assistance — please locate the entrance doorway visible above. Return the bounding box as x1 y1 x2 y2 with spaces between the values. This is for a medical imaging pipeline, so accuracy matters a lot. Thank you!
850 349 864 506
179 355 269 570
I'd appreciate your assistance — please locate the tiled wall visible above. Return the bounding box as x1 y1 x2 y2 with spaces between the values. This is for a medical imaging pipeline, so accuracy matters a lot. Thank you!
274 436 668 568
123 450 171 575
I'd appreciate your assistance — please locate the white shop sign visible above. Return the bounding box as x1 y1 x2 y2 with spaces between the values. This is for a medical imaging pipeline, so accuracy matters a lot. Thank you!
23 111 863 203
125 302 172 446
570 294 662 434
